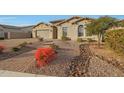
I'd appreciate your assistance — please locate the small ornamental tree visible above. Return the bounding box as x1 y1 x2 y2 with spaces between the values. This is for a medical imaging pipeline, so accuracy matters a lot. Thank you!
86 16 118 48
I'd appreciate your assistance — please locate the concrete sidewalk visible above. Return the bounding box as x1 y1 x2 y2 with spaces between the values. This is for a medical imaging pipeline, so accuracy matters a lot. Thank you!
0 70 48 77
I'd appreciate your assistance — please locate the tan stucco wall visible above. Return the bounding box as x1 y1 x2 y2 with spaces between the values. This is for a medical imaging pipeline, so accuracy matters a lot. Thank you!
57 19 94 40
57 23 75 40
76 20 98 40
32 31 36 38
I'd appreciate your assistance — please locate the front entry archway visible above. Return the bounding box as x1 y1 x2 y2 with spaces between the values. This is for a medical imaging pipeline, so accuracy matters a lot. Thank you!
53 26 58 39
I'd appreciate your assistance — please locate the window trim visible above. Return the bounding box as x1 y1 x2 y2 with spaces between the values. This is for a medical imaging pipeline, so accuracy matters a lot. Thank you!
78 25 84 37
62 27 68 37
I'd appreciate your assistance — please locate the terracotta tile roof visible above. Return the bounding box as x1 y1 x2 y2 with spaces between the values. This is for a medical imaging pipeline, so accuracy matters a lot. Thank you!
72 17 94 24
50 19 65 24
33 22 51 28
66 16 81 21
33 16 95 28
57 16 82 26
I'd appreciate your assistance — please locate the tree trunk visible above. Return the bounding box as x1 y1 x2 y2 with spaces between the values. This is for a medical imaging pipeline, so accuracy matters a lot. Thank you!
98 33 101 48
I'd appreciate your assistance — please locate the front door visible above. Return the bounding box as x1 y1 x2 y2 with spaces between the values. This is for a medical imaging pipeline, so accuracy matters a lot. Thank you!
53 26 58 39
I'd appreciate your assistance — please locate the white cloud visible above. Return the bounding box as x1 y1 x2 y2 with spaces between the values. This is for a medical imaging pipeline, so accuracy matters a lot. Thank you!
0 17 16 19
0 17 17 21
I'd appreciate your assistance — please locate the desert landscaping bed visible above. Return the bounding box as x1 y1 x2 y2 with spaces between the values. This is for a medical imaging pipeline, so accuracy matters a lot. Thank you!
0 38 49 61
0 40 80 76
65 44 124 77
89 43 124 74
0 40 124 76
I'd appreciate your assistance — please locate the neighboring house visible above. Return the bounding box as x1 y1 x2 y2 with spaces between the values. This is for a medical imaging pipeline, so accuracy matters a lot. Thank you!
0 25 33 39
0 31 32 39
7 32 32 39
32 16 97 40
0 31 4 39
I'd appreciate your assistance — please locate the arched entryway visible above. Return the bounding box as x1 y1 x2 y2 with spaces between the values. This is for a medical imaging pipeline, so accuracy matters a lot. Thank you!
53 26 58 39
78 25 85 37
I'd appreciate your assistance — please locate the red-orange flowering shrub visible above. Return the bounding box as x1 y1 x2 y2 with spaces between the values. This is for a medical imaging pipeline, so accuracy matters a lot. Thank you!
35 48 57 68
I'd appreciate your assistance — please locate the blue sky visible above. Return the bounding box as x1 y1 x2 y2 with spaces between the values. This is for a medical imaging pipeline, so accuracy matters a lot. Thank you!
0 15 124 26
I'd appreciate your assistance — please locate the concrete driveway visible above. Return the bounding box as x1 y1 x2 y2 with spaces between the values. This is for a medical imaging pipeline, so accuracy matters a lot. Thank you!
0 70 48 77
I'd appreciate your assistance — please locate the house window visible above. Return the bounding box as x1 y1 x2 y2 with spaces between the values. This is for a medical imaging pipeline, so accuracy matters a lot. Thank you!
62 27 68 37
78 25 84 37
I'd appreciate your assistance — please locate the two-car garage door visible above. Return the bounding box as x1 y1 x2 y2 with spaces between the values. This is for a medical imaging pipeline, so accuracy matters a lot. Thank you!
37 30 52 39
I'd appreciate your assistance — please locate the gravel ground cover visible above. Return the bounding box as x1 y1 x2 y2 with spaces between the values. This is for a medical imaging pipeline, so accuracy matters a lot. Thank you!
0 40 80 76
89 43 124 76
24 40 80 76
0 38 38 48
66 44 124 77
0 40 124 77
87 56 124 77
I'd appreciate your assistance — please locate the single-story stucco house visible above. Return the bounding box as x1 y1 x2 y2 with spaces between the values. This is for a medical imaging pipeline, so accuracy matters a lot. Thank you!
32 16 98 40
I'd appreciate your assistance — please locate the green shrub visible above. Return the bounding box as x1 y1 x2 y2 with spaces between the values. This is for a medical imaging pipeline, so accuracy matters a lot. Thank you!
87 38 96 42
38 37 43 42
61 36 71 41
12 47 20 52
77 38 83 42
77 38 87 42
18 42 27 47
105 29 124 54
0 37 4 40
49 43 59 50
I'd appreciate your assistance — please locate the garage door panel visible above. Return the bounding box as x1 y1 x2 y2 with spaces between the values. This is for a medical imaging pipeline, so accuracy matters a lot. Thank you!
37 30 50 39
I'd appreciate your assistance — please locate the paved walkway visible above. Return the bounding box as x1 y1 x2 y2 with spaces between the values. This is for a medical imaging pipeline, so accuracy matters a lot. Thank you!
0 70 48 77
